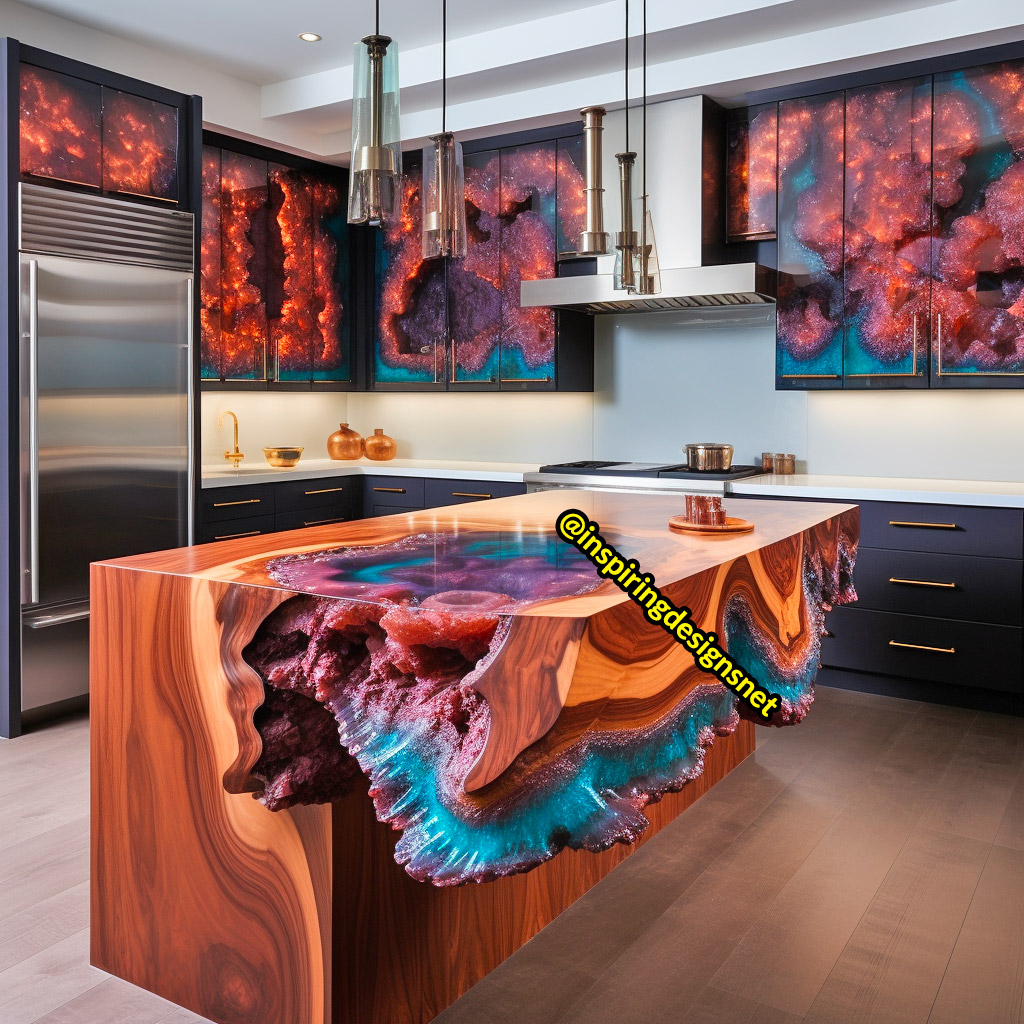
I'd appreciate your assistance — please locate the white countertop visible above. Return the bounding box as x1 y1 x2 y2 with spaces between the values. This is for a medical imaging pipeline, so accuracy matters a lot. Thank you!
731 474 1024 509
201 457 541 489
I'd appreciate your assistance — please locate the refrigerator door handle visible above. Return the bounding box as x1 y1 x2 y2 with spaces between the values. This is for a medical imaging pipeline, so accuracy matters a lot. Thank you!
23 258 40 606
24 601 90 629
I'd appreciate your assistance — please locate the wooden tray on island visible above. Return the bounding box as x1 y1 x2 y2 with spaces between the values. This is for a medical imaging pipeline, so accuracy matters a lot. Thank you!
668 515 755 535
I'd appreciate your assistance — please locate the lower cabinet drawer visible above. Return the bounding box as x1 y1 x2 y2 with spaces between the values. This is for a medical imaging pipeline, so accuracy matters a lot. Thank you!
859 500 1023 558
852 547 1023 625
200 485 275 522
369 504 422 519
275 478 355 513
275 509 351 532
197 514 276 543
423 478 526 508
364 476 425 508
821 606 1022 691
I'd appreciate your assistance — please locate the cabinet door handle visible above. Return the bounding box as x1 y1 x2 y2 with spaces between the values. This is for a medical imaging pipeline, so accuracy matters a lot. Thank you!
888 520 957 530
303 517 346 527
213 529 261 540
304 487 346 495
889 577 956 589
373 486 406 493
888 640 956 655
213 498 262 508
451 491 492 499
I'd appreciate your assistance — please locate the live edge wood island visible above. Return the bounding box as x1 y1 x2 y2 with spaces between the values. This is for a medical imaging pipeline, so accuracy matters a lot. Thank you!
89 490 859 1024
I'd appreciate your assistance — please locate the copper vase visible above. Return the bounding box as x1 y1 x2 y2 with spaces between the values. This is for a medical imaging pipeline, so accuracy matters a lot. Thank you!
327 423 363 460
362 428 397 461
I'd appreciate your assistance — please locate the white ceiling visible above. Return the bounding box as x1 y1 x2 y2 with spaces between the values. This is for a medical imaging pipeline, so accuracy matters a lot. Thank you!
16 0 597 84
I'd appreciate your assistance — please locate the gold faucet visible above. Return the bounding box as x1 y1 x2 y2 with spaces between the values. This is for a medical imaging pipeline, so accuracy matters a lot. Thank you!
217 410 244 468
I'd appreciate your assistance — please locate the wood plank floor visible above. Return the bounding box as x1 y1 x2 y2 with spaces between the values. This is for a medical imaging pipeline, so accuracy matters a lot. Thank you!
2 685 1022 1023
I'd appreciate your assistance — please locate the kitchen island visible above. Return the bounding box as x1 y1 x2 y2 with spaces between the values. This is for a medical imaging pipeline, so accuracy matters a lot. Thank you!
90 490 858 1024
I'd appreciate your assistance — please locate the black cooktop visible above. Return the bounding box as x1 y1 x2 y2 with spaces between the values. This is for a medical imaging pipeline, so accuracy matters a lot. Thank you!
538 460 762 481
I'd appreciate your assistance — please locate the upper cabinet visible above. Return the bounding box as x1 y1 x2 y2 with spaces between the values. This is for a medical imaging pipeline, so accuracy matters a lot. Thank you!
200 136 354 389
729 49 1024 390
931 60 1024 385
17 53 192 209
373 126 593 391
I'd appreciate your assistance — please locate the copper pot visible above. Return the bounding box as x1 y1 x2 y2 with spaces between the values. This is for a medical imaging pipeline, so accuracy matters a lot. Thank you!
327 423 363 460
683 443 734 471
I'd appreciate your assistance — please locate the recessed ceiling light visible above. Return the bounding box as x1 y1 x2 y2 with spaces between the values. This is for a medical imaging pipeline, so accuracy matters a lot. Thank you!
298 32 322 42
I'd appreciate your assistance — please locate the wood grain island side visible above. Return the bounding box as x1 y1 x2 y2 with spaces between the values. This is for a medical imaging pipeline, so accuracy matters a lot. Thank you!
90 490 859 1024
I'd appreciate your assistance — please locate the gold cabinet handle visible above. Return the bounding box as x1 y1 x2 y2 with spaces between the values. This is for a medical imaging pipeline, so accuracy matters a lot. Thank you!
889 577 956 589
451 491 492 499
304 486 346 495
303 517 346 527
373 486 406 493
888 520 957 530
213 498 261 508
213 529 261 540
889 640 956 654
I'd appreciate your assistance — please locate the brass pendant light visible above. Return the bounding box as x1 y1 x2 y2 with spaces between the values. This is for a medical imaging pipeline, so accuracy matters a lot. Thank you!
613 0 637 291
348 0 403 226
421 0 467 259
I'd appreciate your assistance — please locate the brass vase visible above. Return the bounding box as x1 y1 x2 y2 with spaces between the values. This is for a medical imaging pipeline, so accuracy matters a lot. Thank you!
362 428 397 461
327 423 363 460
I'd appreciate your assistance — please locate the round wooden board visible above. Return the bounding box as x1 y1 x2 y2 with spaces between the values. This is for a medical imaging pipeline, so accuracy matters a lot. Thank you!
668 515 755 535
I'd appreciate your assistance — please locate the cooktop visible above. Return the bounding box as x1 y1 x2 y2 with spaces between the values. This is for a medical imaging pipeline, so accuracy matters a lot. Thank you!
538 460 762 481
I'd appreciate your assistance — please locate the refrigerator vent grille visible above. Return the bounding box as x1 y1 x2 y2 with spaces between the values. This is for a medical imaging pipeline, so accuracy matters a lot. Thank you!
19 183 194 272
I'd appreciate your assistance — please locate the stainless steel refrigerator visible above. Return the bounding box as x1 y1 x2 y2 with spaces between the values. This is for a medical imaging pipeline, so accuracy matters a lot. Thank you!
18 182 194 714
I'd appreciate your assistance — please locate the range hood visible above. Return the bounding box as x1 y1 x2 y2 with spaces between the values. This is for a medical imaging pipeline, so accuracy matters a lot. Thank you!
521 96 777 319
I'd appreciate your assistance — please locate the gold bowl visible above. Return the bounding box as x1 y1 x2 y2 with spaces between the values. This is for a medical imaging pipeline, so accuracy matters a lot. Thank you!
262 446 304 468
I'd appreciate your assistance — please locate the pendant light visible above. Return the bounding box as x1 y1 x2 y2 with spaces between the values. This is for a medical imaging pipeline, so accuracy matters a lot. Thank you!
348 0 403 226
635 0 661 294
613 0 637 291
421 0 467 259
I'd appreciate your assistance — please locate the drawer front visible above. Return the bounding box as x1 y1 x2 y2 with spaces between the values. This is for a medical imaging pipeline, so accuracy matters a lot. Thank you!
859 500 1023 558
821 606 1022 691
369 503 422 519
275 509 351 532
363 476 425 508
853 547 1023 625
276 478 356 513
200 485 275 523
197 514 276 544
423 478 526 508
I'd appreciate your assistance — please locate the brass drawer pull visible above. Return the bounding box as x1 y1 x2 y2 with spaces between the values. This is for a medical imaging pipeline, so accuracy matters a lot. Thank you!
889 577 956 589
451 491 492 499
212 498 261 508
888 520 957 530
214 529 261 540
304 487 345 495
889 640 956 655
373 486 406 493
303 517 346 527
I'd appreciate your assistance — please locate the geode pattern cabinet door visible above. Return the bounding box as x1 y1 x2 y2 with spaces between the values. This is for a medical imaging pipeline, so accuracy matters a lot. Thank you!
931 58 1024 385
842 76 932 386
775 91 845 387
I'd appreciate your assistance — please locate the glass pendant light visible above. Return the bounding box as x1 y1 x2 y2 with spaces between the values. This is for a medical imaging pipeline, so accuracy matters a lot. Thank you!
422 0 467 259
634 0 661 294
614 0 637 290
348 0 403 226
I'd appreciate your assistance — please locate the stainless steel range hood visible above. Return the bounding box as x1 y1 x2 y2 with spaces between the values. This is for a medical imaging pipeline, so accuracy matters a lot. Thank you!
521 262 775 315
521 96 777 320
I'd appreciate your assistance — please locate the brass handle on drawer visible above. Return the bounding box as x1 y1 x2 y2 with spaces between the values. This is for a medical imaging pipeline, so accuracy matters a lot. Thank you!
213 498 261 508
373 487 406 493
303 517 346 527
304 487 345 495
213 529 261 540
888 520 957 530
888 640 956 655
889 577 956 589
451 491 492 499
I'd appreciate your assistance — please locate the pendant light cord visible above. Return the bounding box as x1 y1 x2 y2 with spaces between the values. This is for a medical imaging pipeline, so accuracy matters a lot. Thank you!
642 0 647 203
624 0 629 154
442 0 447 133
375 0 380 35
